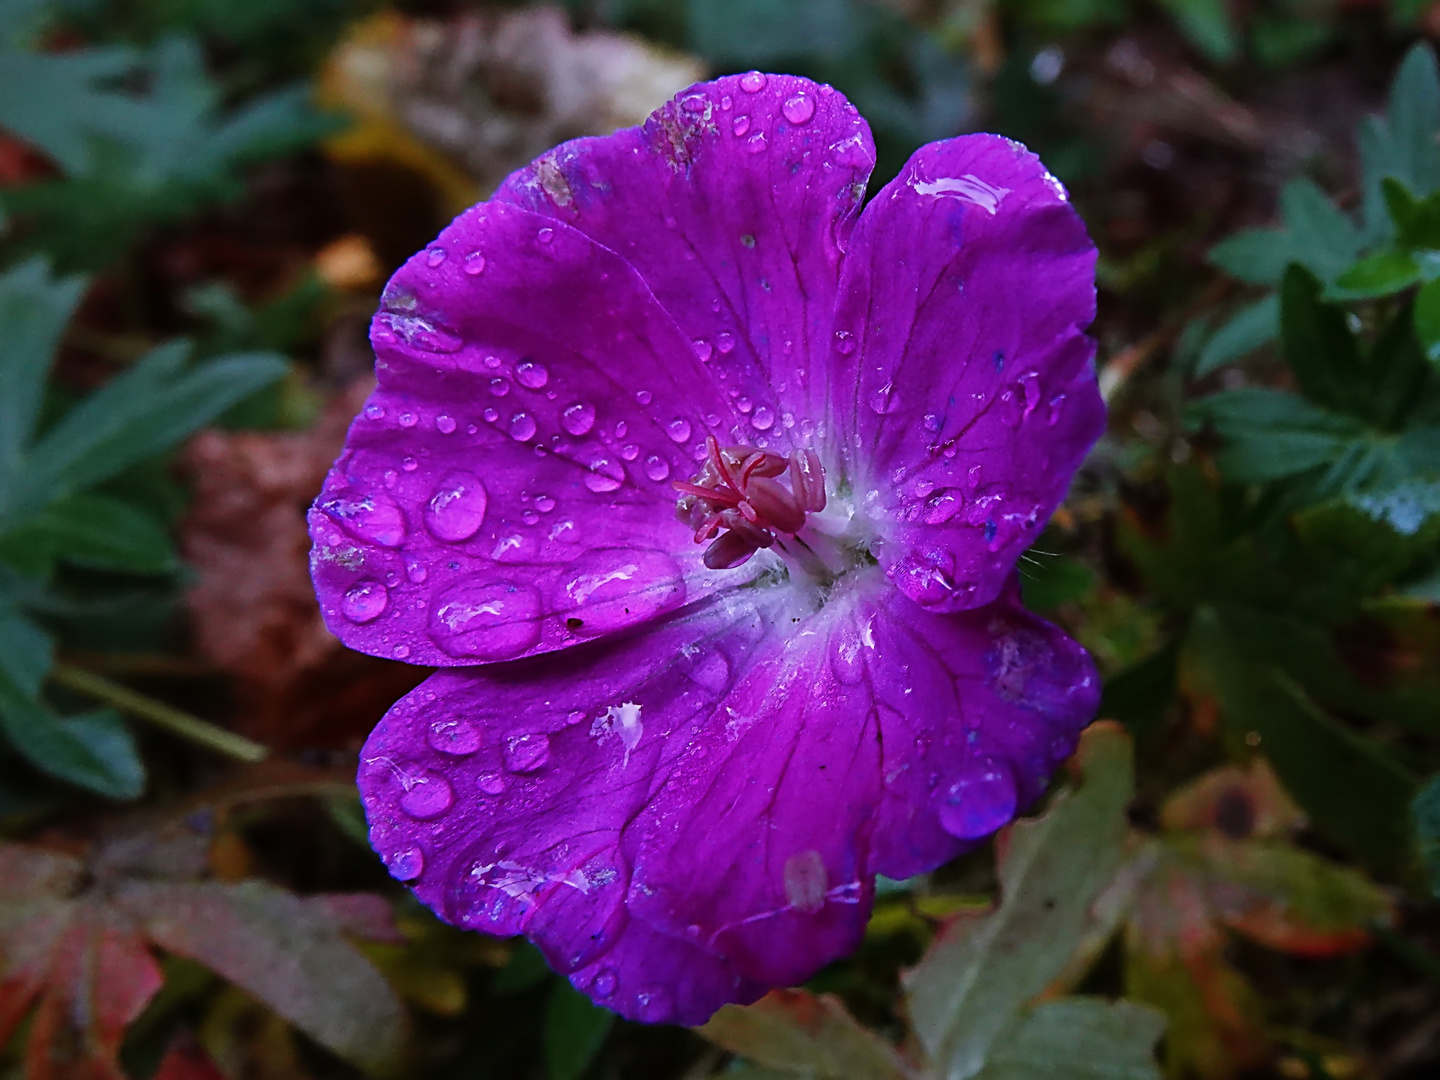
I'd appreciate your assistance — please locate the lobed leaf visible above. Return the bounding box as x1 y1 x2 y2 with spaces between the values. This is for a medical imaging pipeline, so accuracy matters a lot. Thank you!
974 998 1165 1080
702 989 911 1080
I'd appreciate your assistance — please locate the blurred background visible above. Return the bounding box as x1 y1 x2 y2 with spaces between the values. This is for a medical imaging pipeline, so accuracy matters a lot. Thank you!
1 1 1439 1078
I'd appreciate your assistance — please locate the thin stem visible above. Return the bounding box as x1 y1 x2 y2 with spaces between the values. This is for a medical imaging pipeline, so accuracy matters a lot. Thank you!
50 663 269 763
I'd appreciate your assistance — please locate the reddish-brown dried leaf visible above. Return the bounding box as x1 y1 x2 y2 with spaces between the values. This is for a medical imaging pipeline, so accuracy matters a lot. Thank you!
152 1042 227 1080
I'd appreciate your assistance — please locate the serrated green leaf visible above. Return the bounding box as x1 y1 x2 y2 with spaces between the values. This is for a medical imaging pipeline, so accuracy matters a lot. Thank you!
1361 45 1440 240
974 998 1165 1080
1187 388 1370 483
1415 776 1440 897
544 979 616 1080
12 346 287 520
903 724 1133 1080
0 493 176 576
1281 266 1368 412
0 259 86 505
1193 295 1278 377
702 990 910 1080
0 672 144 799
1331 249 1421 299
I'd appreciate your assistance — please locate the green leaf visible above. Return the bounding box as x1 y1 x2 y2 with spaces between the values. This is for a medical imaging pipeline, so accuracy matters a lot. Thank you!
974 998 1165 1080
115 879 409 1072
1154 0 1235 64
0 598 52 698
0 259 86 505
903 724 1133 1080
1184 608 1418 873
0 493 176 576
1193 295 1278 377
12 345 287 520
702 990 910 1080
0 672 144 799
545 979 617 1080
1415 277 1440 365
1209 228 1291 286
1186 388 1369 483
1381 178 1440 250
1331 249 1421 299
1281 266 1368 412
1099 642 1179 749
1360 45 1440 240
1415 776 1440 897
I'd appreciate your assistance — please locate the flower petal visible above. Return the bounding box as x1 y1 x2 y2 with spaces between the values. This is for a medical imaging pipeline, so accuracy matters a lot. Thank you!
496 73 875 447
828 135 1104 611
310 201 759 666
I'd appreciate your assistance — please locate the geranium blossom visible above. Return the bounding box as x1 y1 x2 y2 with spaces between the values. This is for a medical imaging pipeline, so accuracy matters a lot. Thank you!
310 72 1103 1025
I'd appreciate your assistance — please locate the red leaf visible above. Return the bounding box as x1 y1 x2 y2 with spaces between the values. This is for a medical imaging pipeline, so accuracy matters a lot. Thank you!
153 1042 227 1080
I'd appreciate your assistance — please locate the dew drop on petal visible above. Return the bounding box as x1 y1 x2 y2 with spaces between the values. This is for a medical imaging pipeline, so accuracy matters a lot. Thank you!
436 414 457 434
463 252 486 275
317 491 407 547
535 494 556 512
504 733 551 772
782 93 815 125
560 548 684 632
593 969 618 997
388 845 424 881
716 331 736 354
868 381 901 415
426 247 447 267
834 330 856 354
398 411 418 428
636 989 673 1023
429 580 542 659
537 227 554 244
562 402 596 435
509 412 537 441
393 644 411 659
483 407 499 423
516 360 549 389
1047 394 1066 426
937 756 1018 840
644 455 670 481
478 773 506 795
342 580 388 623
746 133 767 154
425 472 488 542
635 389 653 406
732 115 751 137
739 71 766 92
428 717 481 755
693 339 713 362
400 772 453 818
490 377 511 397
751 406 775 431
584 459 624 493
364 403 384 420
402 456 418 472
666 418 692 443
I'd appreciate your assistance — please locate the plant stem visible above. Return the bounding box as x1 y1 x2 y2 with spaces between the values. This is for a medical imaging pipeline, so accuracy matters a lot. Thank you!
51 663 268 763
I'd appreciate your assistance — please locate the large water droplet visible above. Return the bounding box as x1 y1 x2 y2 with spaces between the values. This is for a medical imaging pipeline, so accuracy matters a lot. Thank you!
562 402 596 435
644 455 670 481
400 772 453 819
316 491 407 547
751 406 775 431
868 381 901 414
559 548 685 634
516 360 549 389
436 414 457 434
429 580 542 659
739 71 766 93
937 756 1017 839
593 969 618 997
693 339 713 362
388 845 424 881
426 247 447 267
425 472 488 542
504 732 551 772
509 412 537 442
478 773 505 795
666 418 692 443
342 580 388 623
782 93 815 125
746 133 768 154
732 115 751 137
584 459 624 493
428 717 482 755
463 252 486 275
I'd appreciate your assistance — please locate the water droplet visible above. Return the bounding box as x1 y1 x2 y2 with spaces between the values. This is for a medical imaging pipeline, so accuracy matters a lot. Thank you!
509 413 537 441
522 509 539 525
782 93 815 125
736 395 753 414
393 644 411 659
634 389 653 406
504 732 551 772
868 381 901 414
732 115 751 137
560 548 685 633
584 459 624 493
516 360 549 389
398 411 418 428
750 406 775 431
316 491 407 547
364 403 384 420
424 472 488 542
426 247 447 267
388 845 424 881
463 252 486 275
1047 394 1066 426
429 580 542 659
746 133 768 154
399 771 453 818
739 71 766 93
402 456 418 472
342 580 388 623
666 418 692 443
436 414 457 434
562 402 596 435
937 756 1017 839
1019 371 1041 420
478 773 505 795
483 407 499 423
922 489 962 524
429 717 482 755
636 988 673 1023
593 969 618 997
620 443 639 461
489 376 512 398
537 227 554 244
614 420 628 439
484 354 503 369
716 331 736 354
693 339 713 362
382 469 398 489
834 330 856 354
644 455 670 481
535 494 556 512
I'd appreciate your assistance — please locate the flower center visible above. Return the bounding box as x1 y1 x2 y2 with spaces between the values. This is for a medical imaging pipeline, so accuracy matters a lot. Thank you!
673 436 830 570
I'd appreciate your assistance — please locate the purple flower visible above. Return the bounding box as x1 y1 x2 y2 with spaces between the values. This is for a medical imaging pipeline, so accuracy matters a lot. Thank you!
310 73 1104 1025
